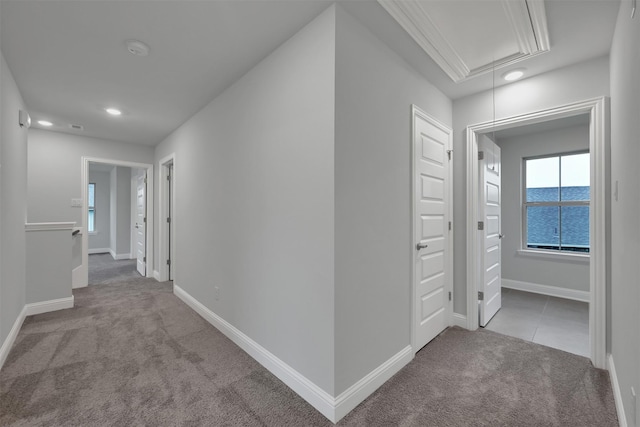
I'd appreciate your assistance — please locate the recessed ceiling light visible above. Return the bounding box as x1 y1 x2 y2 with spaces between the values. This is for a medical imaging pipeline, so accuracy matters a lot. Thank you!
38 120 53 126
503 69 525 81
125 39 150 57
105 108 122 116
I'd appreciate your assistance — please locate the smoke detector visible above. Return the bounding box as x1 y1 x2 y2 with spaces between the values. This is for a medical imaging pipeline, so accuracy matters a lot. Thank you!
69 123 84 131
125 39 150 57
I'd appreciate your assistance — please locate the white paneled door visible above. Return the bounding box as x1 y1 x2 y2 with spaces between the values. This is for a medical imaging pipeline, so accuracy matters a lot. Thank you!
413 107 452 352
478 135 502 326
136 172 147 276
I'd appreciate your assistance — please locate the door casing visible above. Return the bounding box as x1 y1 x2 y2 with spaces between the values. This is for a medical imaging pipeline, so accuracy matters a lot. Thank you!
158 153 176 282
465 96 608 369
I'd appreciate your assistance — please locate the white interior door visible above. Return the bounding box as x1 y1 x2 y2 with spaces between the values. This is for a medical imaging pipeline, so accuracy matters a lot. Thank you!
135 172 147 276
414 108 452 352
479 135 502 326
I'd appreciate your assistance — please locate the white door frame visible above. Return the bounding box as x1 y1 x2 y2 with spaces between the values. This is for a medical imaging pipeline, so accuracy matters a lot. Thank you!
465 96 608 369
158 153 176 282
411 105 454 352
79 157 154 287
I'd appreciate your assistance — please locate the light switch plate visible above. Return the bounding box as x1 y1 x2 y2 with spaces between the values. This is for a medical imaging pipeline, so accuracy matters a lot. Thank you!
71 198 83 207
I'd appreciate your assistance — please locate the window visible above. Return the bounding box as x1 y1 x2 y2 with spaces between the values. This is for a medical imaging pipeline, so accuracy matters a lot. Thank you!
524 152 589 253
88 183 96 233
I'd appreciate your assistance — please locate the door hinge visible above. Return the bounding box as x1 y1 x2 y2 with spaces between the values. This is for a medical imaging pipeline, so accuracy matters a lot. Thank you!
478 221 484 230
478 151 484 160
167 217 171 223
448 221 452 231
167 259 171 266
448 291 452 301
478 291 484 301
167 175 170 181
143 256 146 262
447 149 453 160
144 177 147 184
144 217 147 223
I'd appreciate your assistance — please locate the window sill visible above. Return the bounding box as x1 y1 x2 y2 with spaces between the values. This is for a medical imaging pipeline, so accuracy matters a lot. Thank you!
516 249 590 264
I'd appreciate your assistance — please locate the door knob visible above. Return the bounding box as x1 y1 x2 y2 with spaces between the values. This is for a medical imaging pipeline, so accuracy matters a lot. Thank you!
416 242 428 250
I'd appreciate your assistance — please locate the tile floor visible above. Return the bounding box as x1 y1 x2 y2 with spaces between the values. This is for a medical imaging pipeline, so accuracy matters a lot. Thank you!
484 288 589 357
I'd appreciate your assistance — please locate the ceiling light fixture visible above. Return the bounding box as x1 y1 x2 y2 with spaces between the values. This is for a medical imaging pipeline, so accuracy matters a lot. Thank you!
38 120 53 127
105 108 122 116
125 39 150 57
502 69 525 82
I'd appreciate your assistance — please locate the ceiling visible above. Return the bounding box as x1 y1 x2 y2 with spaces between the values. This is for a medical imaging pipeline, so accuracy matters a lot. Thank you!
1 0 620 146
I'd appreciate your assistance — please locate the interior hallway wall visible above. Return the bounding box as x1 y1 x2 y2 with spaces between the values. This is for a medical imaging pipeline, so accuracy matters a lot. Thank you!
0 52 28 355
452 55 610 315
609 1 640 424
154 5 336 395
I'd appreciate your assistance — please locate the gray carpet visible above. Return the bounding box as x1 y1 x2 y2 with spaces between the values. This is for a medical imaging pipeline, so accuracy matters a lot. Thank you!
88 253 143 285
0 279 618 426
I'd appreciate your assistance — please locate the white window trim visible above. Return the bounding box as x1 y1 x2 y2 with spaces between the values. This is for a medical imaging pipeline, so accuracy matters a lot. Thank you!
516 248 589 264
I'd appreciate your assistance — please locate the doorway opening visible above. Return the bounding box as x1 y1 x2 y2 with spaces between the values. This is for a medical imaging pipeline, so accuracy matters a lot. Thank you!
481 116 591 358
158 153 176 282
78 157 154 288
465 97 608 368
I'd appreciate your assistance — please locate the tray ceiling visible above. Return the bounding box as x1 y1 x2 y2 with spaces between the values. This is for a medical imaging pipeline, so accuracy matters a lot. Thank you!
378 0 550 82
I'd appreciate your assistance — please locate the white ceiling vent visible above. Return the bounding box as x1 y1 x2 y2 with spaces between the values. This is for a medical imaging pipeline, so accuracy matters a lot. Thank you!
69 123 84 131
378 0 550 83
125 39 150 57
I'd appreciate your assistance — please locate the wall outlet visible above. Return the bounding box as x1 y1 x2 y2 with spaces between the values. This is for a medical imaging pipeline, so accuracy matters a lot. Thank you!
71 198 83 207
214 286 220 301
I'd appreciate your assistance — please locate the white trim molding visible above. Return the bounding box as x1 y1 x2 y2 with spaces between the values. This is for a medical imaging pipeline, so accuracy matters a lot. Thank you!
0 306 27 370
88 248 110 255
502 279 589 303
607 354 628 427
158 153 176 283
25 296 74 316
451 313 468 328
153 270 161 281
25 222 75 232
465 96 609 369
173 285 412 423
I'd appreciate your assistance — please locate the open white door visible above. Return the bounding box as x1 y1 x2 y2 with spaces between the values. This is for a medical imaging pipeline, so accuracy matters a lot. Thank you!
135 172 147 276
413 107 452 352
478 135 502 326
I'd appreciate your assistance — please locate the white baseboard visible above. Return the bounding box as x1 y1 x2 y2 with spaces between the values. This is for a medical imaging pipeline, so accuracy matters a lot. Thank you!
608 353 628 427
153 270 161 281
334 345 412 421
108 249 132 260
502 279 589 302
451 313 468 329
173 285 412 423
88 248 110 254
25 296 74 316
0 306 27 370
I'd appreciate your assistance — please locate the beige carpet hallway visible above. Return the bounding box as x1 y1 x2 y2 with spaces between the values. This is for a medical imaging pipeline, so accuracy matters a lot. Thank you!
0 279 617 426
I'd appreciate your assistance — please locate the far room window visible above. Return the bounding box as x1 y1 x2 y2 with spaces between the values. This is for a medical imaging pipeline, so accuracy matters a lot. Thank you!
88 183 96 233
524 152 590 253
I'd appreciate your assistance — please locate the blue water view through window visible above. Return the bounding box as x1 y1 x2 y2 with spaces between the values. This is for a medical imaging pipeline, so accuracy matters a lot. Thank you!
525 153 589 253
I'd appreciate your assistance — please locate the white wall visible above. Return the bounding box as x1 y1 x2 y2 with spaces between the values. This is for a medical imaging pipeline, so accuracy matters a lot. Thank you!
88 170 111 250
109 166 131 258
497 123 590 292
0 52 28 353
27 129 153 225
609 1 640 424
154 5 336 395
452 56 610 314
333 6 452 395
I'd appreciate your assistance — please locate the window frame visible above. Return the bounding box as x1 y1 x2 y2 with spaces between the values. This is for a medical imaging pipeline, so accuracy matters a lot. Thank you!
88 182 96 234
522 150 590 254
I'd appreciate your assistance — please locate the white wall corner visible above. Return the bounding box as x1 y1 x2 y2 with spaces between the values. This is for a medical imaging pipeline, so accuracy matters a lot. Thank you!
153 270 161 281
0 306 27 370
607 354 628 427
333 346 413 422
173 284 415 423
451 313 468 329
501 279 590 303
25 296 74 316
